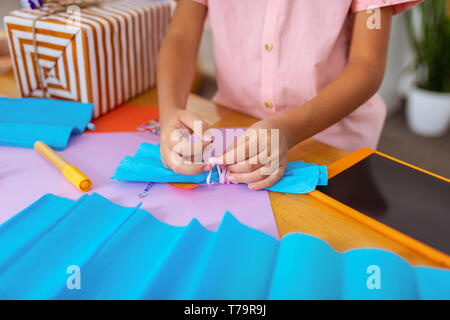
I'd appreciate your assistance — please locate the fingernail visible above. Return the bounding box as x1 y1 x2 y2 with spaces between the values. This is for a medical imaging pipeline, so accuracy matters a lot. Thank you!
227 175 235 182
248 183 255 190
203 165 211 172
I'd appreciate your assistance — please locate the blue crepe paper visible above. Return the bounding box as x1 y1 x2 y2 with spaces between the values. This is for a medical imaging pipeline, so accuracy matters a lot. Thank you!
112 143 328 194
0 192 448 300
0 97 93 150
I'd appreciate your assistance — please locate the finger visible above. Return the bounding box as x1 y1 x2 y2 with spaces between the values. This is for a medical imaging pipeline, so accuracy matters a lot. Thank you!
248 165 287 190
212 129 260 165
202 128 224 158
178 112 210 140
168 126 191 141
226 150 275 173
160 150 169 169
179 113 212 156
201 139 213 150
226 159 262 174
172 140 205 160
165 148 210 175
167 137 213 167
227 162 278 184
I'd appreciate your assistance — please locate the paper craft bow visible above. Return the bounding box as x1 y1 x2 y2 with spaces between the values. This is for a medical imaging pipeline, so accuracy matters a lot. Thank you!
0 193 448 299
112 143 328 194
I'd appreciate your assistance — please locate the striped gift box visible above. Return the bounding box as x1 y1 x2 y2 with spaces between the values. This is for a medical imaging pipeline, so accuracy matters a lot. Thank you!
4 0 171 118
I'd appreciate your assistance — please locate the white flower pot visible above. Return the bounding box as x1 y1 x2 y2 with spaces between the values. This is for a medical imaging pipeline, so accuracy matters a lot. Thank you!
406 87 450 137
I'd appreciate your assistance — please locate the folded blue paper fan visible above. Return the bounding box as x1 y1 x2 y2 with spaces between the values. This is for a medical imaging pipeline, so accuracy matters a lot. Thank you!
0 97 93 150
0 193 448 300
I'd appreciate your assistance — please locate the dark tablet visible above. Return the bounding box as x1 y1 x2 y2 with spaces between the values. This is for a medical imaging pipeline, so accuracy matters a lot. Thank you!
314 150 450 260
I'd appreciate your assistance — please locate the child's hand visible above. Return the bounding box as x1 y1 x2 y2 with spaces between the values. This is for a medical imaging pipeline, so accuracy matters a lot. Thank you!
160 110 211 175
214 119 290 190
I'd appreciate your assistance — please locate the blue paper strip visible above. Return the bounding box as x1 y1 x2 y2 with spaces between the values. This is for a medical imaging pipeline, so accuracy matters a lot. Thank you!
0 97 93 150
0 193 448 300
112 143 328 194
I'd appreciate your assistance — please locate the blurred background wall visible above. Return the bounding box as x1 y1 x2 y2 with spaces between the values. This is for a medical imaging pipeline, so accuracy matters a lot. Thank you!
0 0 20 25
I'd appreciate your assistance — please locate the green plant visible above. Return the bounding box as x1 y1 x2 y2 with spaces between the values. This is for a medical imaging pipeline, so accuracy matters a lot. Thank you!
405 0 450 92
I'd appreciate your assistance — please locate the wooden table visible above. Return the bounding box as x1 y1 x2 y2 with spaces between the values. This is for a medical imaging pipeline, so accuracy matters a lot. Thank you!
0 69 445 269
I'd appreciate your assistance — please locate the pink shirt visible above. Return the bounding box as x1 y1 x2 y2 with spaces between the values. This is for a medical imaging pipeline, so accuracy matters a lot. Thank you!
192 0 421 152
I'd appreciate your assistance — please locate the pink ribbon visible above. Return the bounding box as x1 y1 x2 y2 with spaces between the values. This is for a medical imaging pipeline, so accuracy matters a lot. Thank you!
206 159 230 185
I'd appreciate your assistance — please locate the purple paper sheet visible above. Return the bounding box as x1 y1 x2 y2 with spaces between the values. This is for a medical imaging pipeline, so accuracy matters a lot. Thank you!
0 132 279 239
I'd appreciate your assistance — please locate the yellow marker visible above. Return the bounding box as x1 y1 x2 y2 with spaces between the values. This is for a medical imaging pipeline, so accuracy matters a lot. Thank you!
34 141 92 192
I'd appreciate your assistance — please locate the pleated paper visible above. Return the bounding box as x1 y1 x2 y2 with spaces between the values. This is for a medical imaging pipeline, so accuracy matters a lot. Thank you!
0 193 448 300
112 143 329 194
0 97 93 149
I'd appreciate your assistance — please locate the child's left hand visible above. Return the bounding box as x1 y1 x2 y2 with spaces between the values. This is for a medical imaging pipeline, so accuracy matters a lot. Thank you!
213 119 290 190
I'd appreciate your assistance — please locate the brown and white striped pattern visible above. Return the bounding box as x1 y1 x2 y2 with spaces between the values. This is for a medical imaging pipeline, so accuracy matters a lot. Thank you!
4 0 171 118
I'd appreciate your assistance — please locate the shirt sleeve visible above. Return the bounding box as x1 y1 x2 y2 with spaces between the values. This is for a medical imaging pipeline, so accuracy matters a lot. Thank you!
351 0 423 15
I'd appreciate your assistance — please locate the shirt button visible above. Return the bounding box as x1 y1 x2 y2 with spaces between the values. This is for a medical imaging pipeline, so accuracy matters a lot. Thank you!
264 43 273 52
264 100 273 109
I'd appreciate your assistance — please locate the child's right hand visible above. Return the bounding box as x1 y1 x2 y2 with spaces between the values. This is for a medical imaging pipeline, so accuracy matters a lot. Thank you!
160 110 211 175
